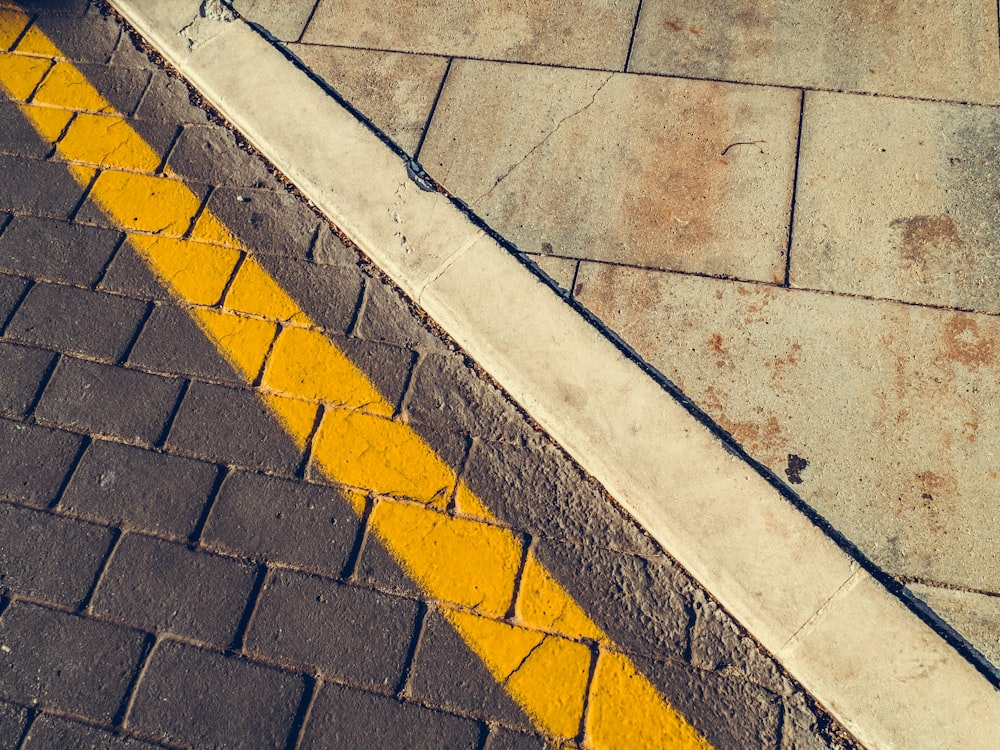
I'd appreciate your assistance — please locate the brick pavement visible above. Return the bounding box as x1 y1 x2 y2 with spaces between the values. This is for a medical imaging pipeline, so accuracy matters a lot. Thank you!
0 3 860 748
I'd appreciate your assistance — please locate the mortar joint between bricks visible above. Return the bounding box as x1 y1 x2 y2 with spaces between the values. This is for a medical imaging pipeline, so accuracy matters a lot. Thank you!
505 532 534 621
228 562 269 655
396 601 429 698
341 490 375 583
66 163 102 225
77 524 121 613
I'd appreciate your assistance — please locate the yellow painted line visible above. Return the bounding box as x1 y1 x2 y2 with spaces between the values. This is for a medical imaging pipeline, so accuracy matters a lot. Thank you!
0 11 711 748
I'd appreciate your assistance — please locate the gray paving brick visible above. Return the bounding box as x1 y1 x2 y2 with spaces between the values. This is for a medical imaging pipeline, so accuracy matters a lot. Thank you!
687 588 791 698
352 529 423 598
165 381 302 473
0 155 84 219
31 7 121 64
0 216 121 286
408 607 530 730
0 602 147 722
62 64 150 117
0 700 28 747
405 350 532 443
165 125 272 188
354 274 442 350
0 273 28 327
0 99 53 158
5 283 148 361
203 186 319 260
465 438 660 554
59 439 219 538
127 303 242 385
118 117 179 169
202 470 359 575
90 534 257 647
35 358 183 444
485 728 548 750
132 69 209 126
0 341 55 417
0 502 114 607
0 418 83 507
126 640 304 748
532 538 689 659
336 334 414 411
21 714 162 750
780 692 846 750
301 683 483 750
255 255 365 333
97 244 169 300
312 223 359 266
245 568 420 690
637 654 782 750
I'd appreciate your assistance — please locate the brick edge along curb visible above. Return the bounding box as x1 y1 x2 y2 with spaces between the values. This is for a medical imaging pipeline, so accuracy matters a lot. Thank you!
106 1 999 747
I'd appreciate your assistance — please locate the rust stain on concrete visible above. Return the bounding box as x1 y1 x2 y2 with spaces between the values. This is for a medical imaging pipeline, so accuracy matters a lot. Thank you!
890 214 963 265
942 314 995 368
896 470 957 536
622 83 732 269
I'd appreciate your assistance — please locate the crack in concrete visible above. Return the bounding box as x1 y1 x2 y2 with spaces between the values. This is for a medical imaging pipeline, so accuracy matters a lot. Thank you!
477 73 614 203
502 634 547 686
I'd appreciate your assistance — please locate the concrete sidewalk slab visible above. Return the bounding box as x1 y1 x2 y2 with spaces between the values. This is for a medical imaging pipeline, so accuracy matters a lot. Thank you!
575 264 1000 600
792 90 1000 312
419 60 800 282
629 0 1000 104
103 0 1000 747
299 0 640 70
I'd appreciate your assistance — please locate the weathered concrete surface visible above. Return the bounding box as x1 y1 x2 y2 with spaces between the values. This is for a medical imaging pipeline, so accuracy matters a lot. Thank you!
287 43 448 154
231 0 316 41
792 91 1000 313
629 0 1000 104
907 584 1000 667
421 61 800 282
575 262 1000 599
300 0 640 69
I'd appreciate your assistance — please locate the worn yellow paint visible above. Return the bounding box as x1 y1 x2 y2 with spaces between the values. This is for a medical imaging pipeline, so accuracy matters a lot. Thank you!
0 15 712 749
191 308 276 381
517 554 605 643
342 488 367 516
447 608 591 740
32 60 111 112
262 327 392 414
65 162 96 186
224 257 306 324
18 102 70 140
0 51 49 98
0 7 28 49
13 22 59 58
260 392 318 448
59 112 161 171
312 408 454 504
369 499 523 617
452 480 497 521
128 234 239 305
586 651 712 750
90 171 202 233
190 209 240 247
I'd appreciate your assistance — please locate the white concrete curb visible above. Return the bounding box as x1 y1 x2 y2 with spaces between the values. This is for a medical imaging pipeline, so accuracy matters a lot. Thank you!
108 1 999 746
